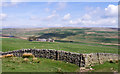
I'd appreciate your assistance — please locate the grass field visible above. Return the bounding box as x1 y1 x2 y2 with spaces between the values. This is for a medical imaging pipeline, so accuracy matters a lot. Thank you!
1 27 119 72
2 38 118 53
2 57 119 72
2 57 79 72
91 61 119 72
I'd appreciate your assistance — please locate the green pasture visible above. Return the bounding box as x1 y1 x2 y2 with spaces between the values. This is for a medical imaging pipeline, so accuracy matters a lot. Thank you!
2 57 79 72
2 38 118 53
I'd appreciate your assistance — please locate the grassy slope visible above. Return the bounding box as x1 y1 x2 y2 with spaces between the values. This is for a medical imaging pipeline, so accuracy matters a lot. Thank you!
91 61 119 72
1 36 118 72
2 57 79 72
2 38 118 53
2 56 119 72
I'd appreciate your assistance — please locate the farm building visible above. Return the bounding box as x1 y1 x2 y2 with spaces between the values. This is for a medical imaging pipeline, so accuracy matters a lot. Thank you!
37 38 54 42
37 38 47 42
46 38 54 42
28 36 54 42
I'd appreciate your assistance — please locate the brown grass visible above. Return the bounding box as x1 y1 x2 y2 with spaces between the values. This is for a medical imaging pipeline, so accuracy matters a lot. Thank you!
23 58 30 62
2 54 14 58
22 53 34 58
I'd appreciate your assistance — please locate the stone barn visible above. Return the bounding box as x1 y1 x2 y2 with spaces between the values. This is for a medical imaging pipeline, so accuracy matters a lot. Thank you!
28 36 55 42
36 38 47 42
46 38 54 42
33 38 54 42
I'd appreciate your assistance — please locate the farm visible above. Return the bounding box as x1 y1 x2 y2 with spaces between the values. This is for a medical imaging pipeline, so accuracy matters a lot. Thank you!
1 27 119 72
1 1 119 73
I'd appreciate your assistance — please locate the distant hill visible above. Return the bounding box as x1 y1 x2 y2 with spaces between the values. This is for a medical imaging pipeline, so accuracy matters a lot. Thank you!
2 27 118 45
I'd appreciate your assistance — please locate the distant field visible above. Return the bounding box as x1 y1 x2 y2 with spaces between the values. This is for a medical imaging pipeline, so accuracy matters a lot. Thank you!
2 27 118 45
2 38 118 53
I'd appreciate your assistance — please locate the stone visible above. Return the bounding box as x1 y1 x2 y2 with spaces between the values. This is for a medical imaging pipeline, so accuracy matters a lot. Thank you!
80 67 86 70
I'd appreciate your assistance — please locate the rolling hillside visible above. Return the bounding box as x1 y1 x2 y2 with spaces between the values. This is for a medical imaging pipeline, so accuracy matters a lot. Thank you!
1 27 119 72
1 37 118 72
2 27 118 45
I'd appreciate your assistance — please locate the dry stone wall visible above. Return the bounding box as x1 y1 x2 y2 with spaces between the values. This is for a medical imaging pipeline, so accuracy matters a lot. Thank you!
0 49 119 67
83 53 119 67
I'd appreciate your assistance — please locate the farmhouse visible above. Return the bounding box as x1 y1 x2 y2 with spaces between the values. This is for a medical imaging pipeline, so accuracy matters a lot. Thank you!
37 38 47 42
37 38 54 42
28 36 55 42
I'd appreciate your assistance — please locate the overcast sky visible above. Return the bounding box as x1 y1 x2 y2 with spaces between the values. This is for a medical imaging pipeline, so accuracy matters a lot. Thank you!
0 2 118 28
